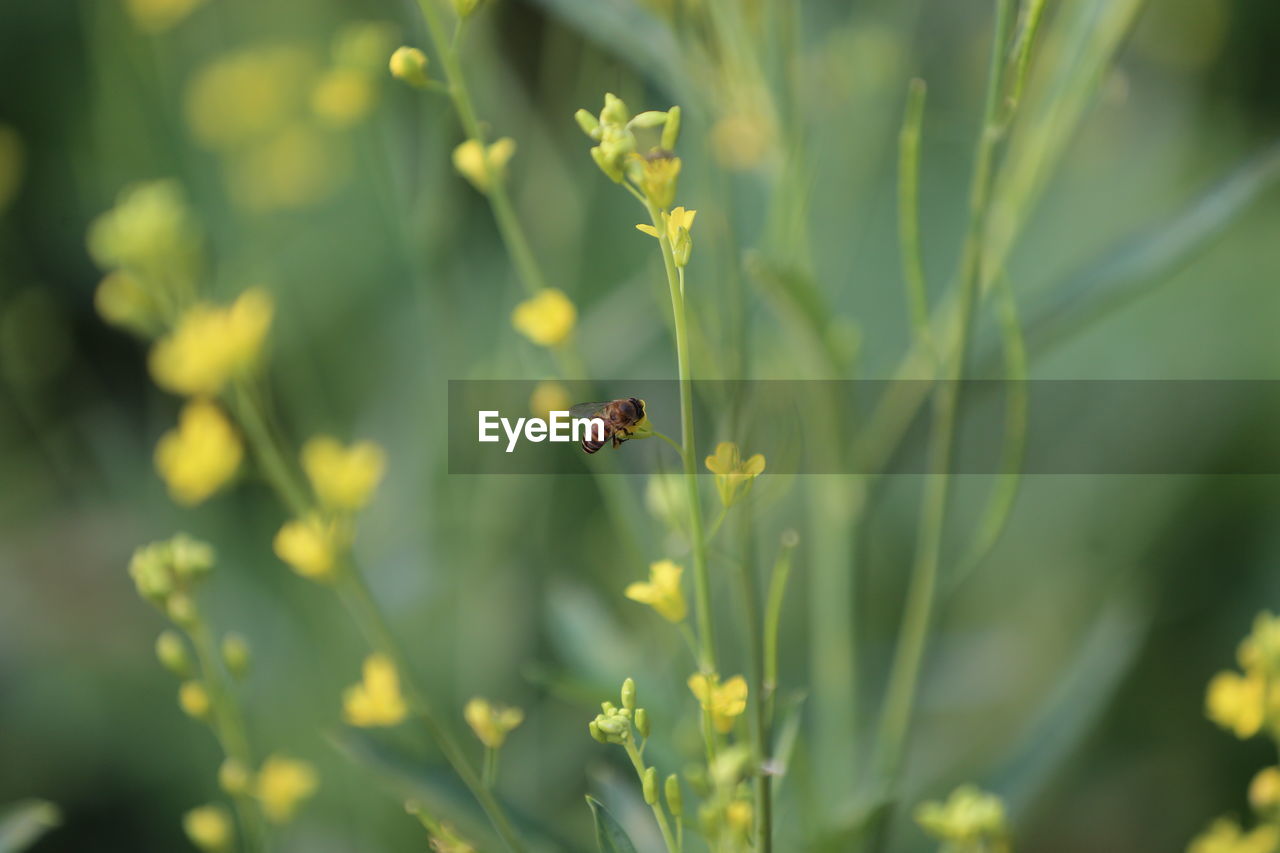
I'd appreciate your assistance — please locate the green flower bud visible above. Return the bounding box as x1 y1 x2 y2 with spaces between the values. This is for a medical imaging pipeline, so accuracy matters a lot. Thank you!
601 701 616 714
621 677 637 711
665 775 683 817
595 715 628 736
169 533 215 579
643 767 658 804
452 0 481 18
128 542 173 604
218 758 251 795
221 633 250 679
635 707 650 738
601 93 629 127
588 720 607 743
661 105 681 151
155 630 191 677
628 110 667 130
388 47 430 89
166 592 197 629
574 109 600 139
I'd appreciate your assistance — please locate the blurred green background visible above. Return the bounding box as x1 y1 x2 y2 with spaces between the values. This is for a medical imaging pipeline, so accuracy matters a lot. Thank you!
2 0 1280 850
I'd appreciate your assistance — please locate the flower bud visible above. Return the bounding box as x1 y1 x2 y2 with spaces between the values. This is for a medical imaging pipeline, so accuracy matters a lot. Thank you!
642 767 657 804
621 678 637 711
389 47 430 88
179 680 212 720
661 105 681 151
170 533 215 579
221 633 251 680
588 720 607 743
452 0 481 18
574 109 600 139
1252 766 1280 811
156 630 191 677
128 542 174 604
166 592 198 629
601 93 629 127
635 707 650 738
629 110 667 129
219 758 252 795
665 775 683 817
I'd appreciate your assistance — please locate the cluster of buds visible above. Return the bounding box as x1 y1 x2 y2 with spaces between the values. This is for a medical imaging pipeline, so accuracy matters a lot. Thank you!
575 94 681 195
914 785 1010 852
588 677 650 745
129 533 215 622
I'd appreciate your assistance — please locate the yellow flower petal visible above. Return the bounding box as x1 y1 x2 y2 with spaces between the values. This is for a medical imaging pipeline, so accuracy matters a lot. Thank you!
149 288 273 396
154 399 243 505
301 436 386 511
511 288 576 347
342 653 408 727
273 515 342 581
255 755 318 824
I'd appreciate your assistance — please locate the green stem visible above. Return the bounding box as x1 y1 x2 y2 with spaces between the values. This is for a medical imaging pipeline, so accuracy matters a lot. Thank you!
187 611 269 853
762 534 798 730
897 78 930 345
730 506 770 853
623 741 679 853
482 746 498 790
875 0 1016 802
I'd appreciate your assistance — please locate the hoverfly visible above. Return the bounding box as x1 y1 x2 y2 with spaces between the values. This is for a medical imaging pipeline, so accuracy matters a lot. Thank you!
569 397 647 454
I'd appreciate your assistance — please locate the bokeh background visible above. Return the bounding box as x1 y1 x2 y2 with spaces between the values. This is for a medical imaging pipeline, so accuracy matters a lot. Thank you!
2 0 1280 850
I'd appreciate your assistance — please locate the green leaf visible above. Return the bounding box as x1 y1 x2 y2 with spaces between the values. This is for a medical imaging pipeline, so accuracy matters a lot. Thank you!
585 795 638 853
0 799 60 853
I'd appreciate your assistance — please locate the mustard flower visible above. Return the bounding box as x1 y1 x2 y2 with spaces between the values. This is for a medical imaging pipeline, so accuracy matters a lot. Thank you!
154 400 243 505
1238 611 1280 674
452 138 516 192
1188 818 1279 853
632 151 681 209
273 514 344 582
1206 669 1266 739
1250 766 1280 812
182 804 233 852
464 698 524 749
389 47 430 88
301 436 386 512
226 125 343 212
254 755 318 824
155 630 191 676
625 559 687 623
704 441 765 508
687 674 748 733
95 271 158 337
343 653 409 727
178 680 211 720
149 288 273 397
311 68 375 127
637 206 695 267
185 47 316 153
511 288 576 347
914 785 1009 849
87 180 199 279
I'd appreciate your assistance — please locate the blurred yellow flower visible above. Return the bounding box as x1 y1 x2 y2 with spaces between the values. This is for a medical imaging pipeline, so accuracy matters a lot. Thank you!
725 800 753 836
255 755 318 824
1189 818 1279 853
529 381 571 419
273 514 343 582
226 126 344 212
149 288 273 396
0 125 23 213
511 288 576 347
343 653 408 727
182 804 233 852
332 21 398 71
218 758 252 796
464 697 524 749
125 0 207 33
687 673 747 733
914 784 1008 848
301 436 386 512
1238 611 1280 674
704 441 765 507
625 560 687 623
389 46 430 88
1250 766 1280 811
710 110 776 171
186 47 316 152
452 137 515 192
311 68 376 127
154 400 243 505
178 680 211 719
1206 669 1265 739
87 180 199 279
95 271 158 337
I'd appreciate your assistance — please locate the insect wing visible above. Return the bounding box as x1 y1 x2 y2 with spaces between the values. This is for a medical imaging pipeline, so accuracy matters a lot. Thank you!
568 401 611 419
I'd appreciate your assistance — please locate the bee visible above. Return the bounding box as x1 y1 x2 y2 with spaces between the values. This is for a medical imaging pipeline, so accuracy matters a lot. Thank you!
569 397 647 454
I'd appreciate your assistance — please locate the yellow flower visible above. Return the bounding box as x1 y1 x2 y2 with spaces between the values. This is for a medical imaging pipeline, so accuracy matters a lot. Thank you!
914 785 1008 846
687 673 748 733
154 400 243 505
725 800 753 837
273 515 344 581
178 680 211 719
311 68 376 127
388 47 430 88
636 205 695 242
511 288 576 347
1206 670 1266 739
633 151 681 209
1250 766 1280 812
529 381 571 419
301 436 386 512
704 442 765 508
182 804 233 852
87 180 199 279
1189 818 1280 853
255 755 318 824
452 138 516 192
343 653 409 727
1239 611 1280 674
226 126 344 212
149 288 273 396
464 698 524 749
125 0 207 33
625 560 687 623
185 47 316 152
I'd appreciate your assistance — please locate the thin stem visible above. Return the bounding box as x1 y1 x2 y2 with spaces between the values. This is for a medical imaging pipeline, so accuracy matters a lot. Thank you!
762 534 798 730
482 746 498 790
730 505 770 852
875 0 1016 802
623 741 679 853
897 78 931 345
652 429 686 460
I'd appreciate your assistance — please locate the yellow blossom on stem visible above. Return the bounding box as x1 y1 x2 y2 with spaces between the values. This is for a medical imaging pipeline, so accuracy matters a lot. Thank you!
1206 669 1265 739
301 436 386 512
178 680 211 720
343 653 409 727
915 785 1009 848
1189 818 1279 853
632 151 681 209
388 46 430 88
687 673 748 733
511 288 576 347
704 441 765 508
1250 766 1280 812
154 399 243 505
254 755 318 824
636 205 695 243
625 559 687 623
182 804 233 852
464 698 524 749
149 288 273 396
273 514 344 582
452 138 516 192
311 68 375 127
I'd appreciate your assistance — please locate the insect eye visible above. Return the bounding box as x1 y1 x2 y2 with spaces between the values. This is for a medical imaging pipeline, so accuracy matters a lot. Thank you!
631 398 644 416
